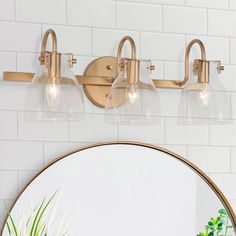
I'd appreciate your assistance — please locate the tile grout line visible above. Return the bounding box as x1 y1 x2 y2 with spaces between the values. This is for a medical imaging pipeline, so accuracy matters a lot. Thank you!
42 141 45 167
17 170 20 194
163 117 166 144
1 18 236 40
14 0 16 21
16 111 19 140
115 0 118 29
65 0 68 25
206 8 209 35
208 124 210 146
161 5 164 33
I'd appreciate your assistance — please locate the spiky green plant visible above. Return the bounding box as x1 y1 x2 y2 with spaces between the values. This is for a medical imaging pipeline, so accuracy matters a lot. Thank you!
197 209 233 236
4 191 72 236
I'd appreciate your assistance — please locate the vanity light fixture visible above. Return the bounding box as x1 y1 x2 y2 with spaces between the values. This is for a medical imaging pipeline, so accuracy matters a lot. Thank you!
104 36 161 125
178 39 229 124
10 29 84 120
3 29 227 124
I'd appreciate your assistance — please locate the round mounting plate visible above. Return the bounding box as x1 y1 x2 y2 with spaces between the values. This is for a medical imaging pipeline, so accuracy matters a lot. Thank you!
83 56 125 108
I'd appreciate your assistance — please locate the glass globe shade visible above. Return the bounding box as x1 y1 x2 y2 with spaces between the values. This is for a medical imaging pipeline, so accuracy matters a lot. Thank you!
24 53 84 120
178 61 230 124
105 60 161 125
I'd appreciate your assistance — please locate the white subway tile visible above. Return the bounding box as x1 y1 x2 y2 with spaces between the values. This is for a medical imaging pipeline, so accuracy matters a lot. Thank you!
186 36 230 64
118 118 164 143
18 170 39 192
0 141 43 170
71 56 95 76
210 174 236 199
67 0 115 28
42 25 92 55
43 141 90 165
231 93 236 119
0 200 13 229
69 114 117 142
230 38 236 64
186 0 228 9
0 111 17 140
0 82 28 110
0 171 18 199
17 53 40 73
165 117 209 145
93 29 140 57
231 147 236 173
210 122 236 146
163 6 207 35
158 90 182 116
217 65 236 92
0 22 41 52
0 0 15 21
116 2 162 32
187 146 230 173
0 52 16 80
208 10 236 37
150 60 164 80
141 0 184 6
141 32 185 61
158 144 187 157
16 0 66 24
229 0 236 10
18 112 69 141
164 61 184 81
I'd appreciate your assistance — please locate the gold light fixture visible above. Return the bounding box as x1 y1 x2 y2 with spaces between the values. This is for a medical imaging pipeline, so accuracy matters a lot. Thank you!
104 36 161 125
178 39 229 124
24 29 84 120
3 30 227 124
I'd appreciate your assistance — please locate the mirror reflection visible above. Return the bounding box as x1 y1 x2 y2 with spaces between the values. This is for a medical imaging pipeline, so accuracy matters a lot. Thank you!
2 144 235 236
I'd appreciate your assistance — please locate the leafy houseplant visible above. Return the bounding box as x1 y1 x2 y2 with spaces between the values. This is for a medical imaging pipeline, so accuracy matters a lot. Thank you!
197 209 233 236
4 191 72 236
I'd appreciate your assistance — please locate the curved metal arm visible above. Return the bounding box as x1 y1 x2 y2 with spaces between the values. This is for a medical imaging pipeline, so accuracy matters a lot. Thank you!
117 36 137 73
183 39 206 87
39 29 58 65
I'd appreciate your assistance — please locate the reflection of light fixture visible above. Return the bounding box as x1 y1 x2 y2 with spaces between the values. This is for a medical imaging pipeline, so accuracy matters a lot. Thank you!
3 32 228 125
25 29 84 120
104 36 160 125
178 39 229 124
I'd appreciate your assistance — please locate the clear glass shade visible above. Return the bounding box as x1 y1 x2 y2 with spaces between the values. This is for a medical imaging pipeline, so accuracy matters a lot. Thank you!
25 53 84 120
179 61 230 124
105 60 161 125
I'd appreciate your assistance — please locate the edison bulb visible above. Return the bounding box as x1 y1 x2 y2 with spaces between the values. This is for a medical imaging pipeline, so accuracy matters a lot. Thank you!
127 84 138 104
199 84 209 106
46 80 60 111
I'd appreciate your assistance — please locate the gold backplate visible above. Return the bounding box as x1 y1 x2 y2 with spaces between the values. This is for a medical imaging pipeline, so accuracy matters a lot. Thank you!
83 56 125 108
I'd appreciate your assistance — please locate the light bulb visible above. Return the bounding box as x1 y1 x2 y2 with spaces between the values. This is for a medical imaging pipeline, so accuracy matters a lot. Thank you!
46 79 60 111
127 84 138 104
199 84 209 106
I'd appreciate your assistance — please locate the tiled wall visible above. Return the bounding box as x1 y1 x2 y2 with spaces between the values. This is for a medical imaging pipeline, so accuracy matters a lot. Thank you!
0 0 236 229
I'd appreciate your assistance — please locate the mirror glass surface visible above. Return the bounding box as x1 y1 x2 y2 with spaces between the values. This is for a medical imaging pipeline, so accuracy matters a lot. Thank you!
2 144 236 236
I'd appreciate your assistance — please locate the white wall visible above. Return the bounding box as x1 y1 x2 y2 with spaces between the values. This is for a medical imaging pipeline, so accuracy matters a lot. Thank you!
0 0 236 229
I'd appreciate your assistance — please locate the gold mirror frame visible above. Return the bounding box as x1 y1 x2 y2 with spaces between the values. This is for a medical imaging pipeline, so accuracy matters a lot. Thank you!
1 141 236 235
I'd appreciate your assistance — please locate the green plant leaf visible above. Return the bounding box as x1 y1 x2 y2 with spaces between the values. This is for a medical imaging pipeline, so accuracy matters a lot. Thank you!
219 209 227 215
6 222 11 235
3 201 18 236
30 198 46 236
33 191 58 236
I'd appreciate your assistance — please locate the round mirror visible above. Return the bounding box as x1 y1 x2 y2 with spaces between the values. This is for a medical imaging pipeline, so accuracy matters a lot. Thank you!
2 142 236 236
